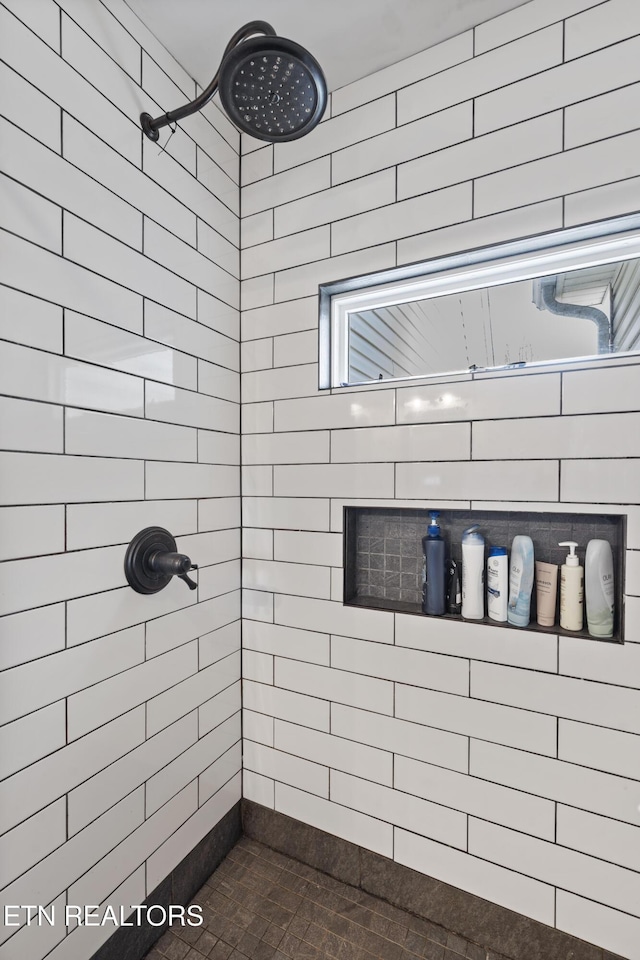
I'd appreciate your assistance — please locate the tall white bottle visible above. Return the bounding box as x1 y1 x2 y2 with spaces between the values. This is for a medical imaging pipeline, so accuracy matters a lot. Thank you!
559 541 584 631
585 539 614 638
462 525 485 620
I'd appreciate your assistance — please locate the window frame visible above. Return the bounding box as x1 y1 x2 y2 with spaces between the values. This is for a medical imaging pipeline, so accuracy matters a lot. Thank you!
318 212 640 390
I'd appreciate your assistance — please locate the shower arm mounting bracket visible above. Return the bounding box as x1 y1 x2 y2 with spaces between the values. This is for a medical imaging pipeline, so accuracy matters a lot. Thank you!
140 20 276 141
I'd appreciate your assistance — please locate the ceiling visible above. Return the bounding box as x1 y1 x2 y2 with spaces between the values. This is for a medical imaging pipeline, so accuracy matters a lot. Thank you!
126 0 531 93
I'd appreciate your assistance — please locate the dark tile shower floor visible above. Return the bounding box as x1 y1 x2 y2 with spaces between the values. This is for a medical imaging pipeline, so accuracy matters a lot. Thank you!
144 837 498 960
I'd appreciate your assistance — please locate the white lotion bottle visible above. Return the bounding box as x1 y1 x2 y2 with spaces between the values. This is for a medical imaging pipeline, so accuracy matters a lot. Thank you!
559 541 584 631
585 539 614 638
462 525 485 619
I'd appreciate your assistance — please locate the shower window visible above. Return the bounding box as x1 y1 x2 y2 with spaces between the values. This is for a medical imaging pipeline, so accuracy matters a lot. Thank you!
318 214 640 389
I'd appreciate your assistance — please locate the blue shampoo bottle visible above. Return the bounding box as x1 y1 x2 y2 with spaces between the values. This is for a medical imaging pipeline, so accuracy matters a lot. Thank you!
422 511 446 615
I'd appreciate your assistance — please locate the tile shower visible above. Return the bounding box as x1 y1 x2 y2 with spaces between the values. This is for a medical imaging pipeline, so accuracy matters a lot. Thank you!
1 1 640 960
238 0 640 956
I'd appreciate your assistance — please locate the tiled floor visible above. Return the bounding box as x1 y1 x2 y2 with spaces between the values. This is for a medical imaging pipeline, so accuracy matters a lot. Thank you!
144 837 498 960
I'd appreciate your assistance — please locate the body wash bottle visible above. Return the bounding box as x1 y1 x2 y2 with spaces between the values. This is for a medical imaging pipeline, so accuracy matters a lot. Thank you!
585 539 614 638
487 546 508 622
535 561 558 627
507 535 534 627
559 541 584 631
462 525 485 620
422 511 446 615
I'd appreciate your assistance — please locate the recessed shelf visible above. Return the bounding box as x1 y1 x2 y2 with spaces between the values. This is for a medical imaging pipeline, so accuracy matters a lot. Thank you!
343 507 625 643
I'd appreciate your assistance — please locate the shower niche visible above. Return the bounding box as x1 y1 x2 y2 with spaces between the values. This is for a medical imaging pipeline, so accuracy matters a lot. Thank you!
343 506 626 642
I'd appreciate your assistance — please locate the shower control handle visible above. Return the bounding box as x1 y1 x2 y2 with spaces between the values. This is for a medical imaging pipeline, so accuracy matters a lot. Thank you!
148 550 199 591
179 571 198 591
148 550 194 578
124 527 199 595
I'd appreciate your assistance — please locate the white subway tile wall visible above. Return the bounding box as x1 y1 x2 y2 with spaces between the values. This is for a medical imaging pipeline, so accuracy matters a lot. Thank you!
0 2 240 958
3 2 640 959
239 3 640 959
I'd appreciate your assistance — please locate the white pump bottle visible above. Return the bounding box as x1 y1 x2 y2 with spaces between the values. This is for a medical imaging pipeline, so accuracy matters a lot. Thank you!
559 541 584 631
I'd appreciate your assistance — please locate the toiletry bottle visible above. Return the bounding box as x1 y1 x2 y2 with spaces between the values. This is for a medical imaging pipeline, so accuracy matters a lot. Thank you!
507 535 534 627
585 539 614 638
487 546 508 622
559 541 584 631
461 525 485 620
447 559 462 615
422 511 446 615
535 561 558 627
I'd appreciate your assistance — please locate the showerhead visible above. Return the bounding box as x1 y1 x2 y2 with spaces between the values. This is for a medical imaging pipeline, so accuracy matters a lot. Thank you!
140 21 327 145
218 36 326 143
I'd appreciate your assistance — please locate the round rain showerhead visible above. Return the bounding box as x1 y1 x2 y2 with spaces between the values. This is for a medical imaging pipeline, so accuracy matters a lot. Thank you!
218 36 327 143
140 21 327 145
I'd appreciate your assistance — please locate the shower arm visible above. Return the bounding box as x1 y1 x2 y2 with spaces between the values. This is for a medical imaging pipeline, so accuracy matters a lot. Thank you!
140 20 277 141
